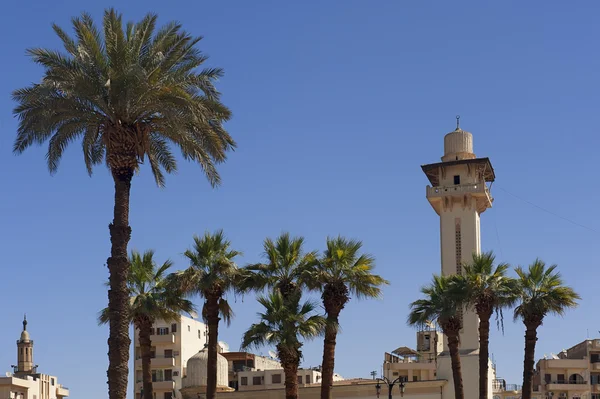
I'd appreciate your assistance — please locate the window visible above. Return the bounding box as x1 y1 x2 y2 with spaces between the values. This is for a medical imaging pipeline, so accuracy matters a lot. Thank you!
173 371 179 377
392 372 399 376
198 330 202 339
241 377 248 386
272 374 282 384
152 370 164 382
413 376 418 382
557 374 565 383
306 375 311 384
156 327 169 335
151 347 156 358
544 374 551 383
591 394 600 399
297 376 303 384
164 393 172 399
136 371 142 383
165 370 172 381
51 378 55 386
150 328 155 335
188 325 190 332
454 175 460 185
164 350 173 358
253 376 262 385
171 323 177 333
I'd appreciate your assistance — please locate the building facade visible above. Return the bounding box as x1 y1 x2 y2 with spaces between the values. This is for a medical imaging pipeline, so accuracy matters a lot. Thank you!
0 316 69 399
132 314 211 399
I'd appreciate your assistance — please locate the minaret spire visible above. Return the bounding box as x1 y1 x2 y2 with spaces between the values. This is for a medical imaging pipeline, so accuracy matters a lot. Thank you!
456 115 460 130
23 314 27 331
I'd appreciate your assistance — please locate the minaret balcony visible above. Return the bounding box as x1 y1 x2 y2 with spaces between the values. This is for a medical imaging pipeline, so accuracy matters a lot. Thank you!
426 183 493 214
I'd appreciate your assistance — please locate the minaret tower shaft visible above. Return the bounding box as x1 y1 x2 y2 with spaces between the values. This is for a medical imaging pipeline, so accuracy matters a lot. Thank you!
421 122 495 350
15 314 35 376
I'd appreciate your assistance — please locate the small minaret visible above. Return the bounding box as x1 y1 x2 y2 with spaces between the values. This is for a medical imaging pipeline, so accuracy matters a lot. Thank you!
15 315 35 376
421 120 495 350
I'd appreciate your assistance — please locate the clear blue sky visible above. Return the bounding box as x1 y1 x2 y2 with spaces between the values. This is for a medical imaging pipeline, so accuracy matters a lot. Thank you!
0 1 599 398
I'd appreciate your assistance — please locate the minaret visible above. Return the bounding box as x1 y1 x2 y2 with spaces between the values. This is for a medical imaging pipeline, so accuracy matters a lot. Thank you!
15 315 36 376
421 120 495 399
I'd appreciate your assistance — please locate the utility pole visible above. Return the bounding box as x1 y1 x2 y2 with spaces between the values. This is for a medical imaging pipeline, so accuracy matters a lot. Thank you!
370 370 378 380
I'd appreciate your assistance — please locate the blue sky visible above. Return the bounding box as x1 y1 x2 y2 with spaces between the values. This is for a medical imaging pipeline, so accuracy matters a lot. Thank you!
1 1 599 398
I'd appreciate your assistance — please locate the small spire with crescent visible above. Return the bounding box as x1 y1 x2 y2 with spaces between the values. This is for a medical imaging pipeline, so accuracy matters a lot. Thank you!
456 115 461 130
23 314 27 331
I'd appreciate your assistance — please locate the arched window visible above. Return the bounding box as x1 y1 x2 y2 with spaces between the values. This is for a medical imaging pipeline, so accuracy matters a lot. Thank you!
569 374 584 384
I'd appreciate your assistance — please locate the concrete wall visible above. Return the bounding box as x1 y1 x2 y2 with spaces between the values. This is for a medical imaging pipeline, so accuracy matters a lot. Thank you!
237 369 321 391
213 382 443 399
437 354 492 399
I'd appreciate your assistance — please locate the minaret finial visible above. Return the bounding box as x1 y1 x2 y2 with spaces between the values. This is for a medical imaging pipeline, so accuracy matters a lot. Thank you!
456 115 461 130
23 314 27 331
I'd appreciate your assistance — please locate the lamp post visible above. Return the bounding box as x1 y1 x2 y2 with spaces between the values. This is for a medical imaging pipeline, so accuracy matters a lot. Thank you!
375 376 406 399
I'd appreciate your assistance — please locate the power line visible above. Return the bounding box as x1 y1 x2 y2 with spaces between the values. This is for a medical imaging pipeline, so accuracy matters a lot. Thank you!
495 185 600 234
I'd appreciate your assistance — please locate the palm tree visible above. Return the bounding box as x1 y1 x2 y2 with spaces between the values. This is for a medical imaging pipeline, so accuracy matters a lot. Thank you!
408 275 465 399
304 236 388 399
13 10 234 399
242 292 326 399
461 251 518 399
175 230 241 399
241 233 318 302
99 250 194 399
514 260 580 399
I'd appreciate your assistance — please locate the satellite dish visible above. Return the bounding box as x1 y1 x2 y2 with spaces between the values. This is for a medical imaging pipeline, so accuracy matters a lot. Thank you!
218 341 229 352
5 372 12 377
268 350 278 359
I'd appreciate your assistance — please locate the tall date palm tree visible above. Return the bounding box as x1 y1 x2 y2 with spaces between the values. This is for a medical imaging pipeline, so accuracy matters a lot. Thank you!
408 275 465 399
242 292 326 399
461 251 517 399
175 230 241 399
514 260 579 399
99 250 194 399
13 10 233 399
304 236 388 399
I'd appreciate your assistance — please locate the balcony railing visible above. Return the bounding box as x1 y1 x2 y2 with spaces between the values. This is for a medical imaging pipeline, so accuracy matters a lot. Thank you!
426 183 490 197
546 381 588 385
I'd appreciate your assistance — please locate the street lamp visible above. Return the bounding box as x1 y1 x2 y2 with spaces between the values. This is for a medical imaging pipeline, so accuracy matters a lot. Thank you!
375 376 406 399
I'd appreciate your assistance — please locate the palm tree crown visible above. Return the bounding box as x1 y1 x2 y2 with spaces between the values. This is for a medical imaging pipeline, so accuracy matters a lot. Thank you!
99 250 195 325
13 8 234 186
514 259 580 327
462 251 517 329
408 274 464 330
179 230 241 323
241 233 318 300
307 236 388 306
242 292 326 360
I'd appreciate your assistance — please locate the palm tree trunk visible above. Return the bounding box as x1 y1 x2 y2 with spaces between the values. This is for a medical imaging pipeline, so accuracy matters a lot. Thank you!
138 319 154 399
521 322 539 399
320 311 340 399
447 331 465 399
206 297 221 399
478 311 492 399
283 360 299 399
107 170 133 399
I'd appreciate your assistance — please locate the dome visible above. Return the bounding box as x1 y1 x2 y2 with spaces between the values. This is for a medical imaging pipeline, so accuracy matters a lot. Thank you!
20 330 30 342
442 128 476 162
183 347 229 388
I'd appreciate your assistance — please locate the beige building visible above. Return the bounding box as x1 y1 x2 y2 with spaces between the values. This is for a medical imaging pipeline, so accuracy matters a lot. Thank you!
220 352 282 390
0 316 69 399
132 314 213 399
